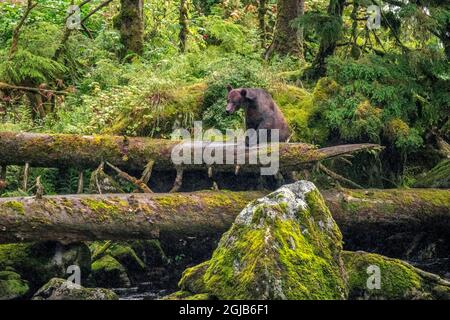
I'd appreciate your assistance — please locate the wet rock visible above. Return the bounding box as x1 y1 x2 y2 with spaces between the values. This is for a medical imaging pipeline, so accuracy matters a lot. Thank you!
89 255 131 288
343 251 450 300
0 241 91 291
172 181 348 300
32 278 118 300
169 181 450 300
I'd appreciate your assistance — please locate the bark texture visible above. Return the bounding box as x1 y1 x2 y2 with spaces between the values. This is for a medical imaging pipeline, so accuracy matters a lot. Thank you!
266 0 304 58
0 132 379 174
115 0 144 56
0 188 448 244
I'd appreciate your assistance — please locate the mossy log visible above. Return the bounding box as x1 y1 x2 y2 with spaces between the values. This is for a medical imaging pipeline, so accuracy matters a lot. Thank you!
323 188 450 252
0 191 261 244
0 188 448 244
0 132 379 173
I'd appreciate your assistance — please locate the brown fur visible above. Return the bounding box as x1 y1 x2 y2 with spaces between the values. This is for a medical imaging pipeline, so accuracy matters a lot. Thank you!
226 85 290 143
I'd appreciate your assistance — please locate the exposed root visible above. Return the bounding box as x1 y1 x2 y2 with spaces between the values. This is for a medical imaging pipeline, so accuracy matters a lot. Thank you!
92 162 105 194
31 176 44 200
208 166 219 190
318 162 364 189
170 166 184 193
22 162 29 191
106 161 153 193
77 171 84 194
141 160 155 184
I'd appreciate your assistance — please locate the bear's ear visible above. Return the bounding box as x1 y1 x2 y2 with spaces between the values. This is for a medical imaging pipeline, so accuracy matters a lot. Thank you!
240 89 247 97
226 85 233 92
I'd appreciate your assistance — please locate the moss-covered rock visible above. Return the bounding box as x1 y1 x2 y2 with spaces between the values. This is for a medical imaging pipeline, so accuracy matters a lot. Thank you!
161 290 212 300
343 251 450 300
178 181 348 300
0 271 29 300
414 160 450 188
0 241 91 291
178 260 209 294
32 278 118 300
90 255 131 288
90 241 145 284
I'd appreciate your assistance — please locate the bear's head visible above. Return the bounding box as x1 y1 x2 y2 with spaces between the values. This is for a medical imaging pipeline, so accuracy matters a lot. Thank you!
226 85 249 114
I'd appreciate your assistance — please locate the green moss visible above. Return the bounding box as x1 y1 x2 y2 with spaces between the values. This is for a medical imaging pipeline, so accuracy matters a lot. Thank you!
191 182 348 300
414 160 450 188
178 260 209 294
338 189 450 217
270 83 328 144
161 290 212 300
342 251 450 300
90 255 130 288
81 199 122 221
0 271 29 300
1 201 25 215
104 82 207 137
0 242 91 291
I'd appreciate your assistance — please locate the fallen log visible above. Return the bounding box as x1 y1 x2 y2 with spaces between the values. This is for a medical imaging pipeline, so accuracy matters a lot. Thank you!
0 132 380 174
0 188 448 244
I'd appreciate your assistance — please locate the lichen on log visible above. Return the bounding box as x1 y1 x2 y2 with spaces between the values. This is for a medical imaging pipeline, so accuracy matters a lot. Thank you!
0 188 448 244
0 131 380 174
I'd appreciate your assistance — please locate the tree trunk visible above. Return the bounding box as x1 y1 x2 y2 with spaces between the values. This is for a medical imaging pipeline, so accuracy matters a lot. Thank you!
306 0 346 79
115 0 144 57
258 0 268 47
179 0 189 52
9 0 37 59
266 0 304 58
0 132 379 173
0 188 448 244
0 191 262 243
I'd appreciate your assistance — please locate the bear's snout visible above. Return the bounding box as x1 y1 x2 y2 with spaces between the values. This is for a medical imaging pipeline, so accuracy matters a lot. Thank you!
226 104 235 114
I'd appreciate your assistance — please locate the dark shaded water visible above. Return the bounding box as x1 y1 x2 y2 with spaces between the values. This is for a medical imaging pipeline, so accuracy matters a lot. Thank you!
113 282 174 300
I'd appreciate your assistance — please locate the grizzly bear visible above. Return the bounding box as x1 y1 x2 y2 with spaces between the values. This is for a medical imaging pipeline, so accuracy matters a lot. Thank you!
226 85 290 144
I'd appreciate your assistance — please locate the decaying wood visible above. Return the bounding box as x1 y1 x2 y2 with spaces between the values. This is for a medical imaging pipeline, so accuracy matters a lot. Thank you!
0 191 262 243
105 161 153 193
318 162 364 189
0 82 69 95
0 132 381 174
22 162 29 191
169 167 184 193
0 188 448 244
77 171 84 194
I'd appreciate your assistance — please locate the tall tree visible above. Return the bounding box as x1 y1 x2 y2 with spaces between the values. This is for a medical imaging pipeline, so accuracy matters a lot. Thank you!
115 0 145 57
179 0 189 52
306 0 346 79
258 0 268 47
265 0 305 59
